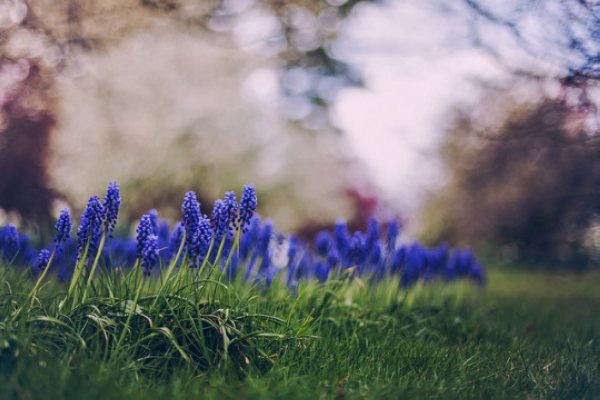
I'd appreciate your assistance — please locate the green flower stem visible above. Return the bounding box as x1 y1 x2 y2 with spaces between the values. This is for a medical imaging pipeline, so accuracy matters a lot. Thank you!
28 248 56 307
81 233 107 303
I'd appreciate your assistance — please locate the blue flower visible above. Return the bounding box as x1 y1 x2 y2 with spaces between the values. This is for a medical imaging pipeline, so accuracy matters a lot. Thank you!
427 244 448 275
136 214 154 259
369 240 383 277
365 217 380 255
54 209 72 244
18 233 36 265
386 220 400 253
314 231 331 257
211 199 227 241
287 235 300 266
315 260 330 283
106 237 137 270
334 219 351 265
349 231 367 267
454 249 474 277
238 184 257 232
157 220 170 245
241 215 261 260
326 248 340 268
469 261 486 285
294 252 312 281
182 192 201 236
223 192 239 232
77 196 104 258
1 225 19 261
197 216 213 263
167 222 185 262
141 234 159 276
182 191 202 263
257 219 273 257
401 243 425 287
390 246 406 275
103 181 120 236
148 209 159 235
36 249 51 272
211 193 239 241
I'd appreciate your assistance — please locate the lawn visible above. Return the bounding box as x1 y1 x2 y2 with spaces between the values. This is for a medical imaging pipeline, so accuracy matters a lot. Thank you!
0 266 598 400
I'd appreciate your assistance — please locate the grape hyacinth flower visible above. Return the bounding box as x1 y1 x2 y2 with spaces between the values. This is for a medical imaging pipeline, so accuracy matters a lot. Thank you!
294 252 312 281
167 222 185 262
157 220 170 245
148 209 159 235
386 220 399 253
349 231 367 268
334 219 351 266
210 192 238 243
77 196 104 258
141 234 159 276
287 235 300 267
136 214 154 259
401 244 425 288
182 192 202 265
103 181 121 236
365 217 380 255
315 260 330 283
36 249 51 272
245 219 273 281
469 261 486 285
1 225 19 261
222 191 239 232
314 231 331 257
327 248 340 276
257 220 273 259
211 199 227 241
370 241 383 277
54 208 72 245
241 216 261 260
391 246 406 275
197 216 213 263
18 233 36 265
238 184 257 232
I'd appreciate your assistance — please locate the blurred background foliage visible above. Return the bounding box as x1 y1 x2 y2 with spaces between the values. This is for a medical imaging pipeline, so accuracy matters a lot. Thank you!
421 87 600 265
0 0 599 266
1 0 373 232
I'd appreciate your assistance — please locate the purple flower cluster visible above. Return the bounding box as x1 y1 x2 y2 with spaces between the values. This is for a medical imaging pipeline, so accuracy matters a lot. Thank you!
136 214 155 259
238 185 257 232
0 225 36 266
36 249 51 272
182 191 203 266
0 225 19 261
277 218 485 289
77 196 104 259
141 234 159 276
103 181 121 236
54 209 72 244
0 181 485 291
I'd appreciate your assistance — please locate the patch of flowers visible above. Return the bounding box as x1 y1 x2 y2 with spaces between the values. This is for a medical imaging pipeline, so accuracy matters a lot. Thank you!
0 182 485 289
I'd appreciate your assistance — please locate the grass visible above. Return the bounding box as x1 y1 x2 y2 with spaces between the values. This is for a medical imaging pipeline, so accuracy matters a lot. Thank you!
0 264 598 400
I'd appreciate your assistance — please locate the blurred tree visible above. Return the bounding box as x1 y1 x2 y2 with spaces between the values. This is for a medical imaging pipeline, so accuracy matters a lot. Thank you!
424 94 600 265
462 0 599 116
0 61 56 223
48 26 357 231
463 0 599 75
0 0 372 224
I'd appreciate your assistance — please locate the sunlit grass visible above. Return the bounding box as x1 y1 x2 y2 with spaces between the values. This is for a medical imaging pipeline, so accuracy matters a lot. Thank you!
0 264 597 399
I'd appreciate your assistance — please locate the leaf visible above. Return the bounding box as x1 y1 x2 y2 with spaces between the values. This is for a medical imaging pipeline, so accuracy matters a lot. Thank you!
154 327 190 363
